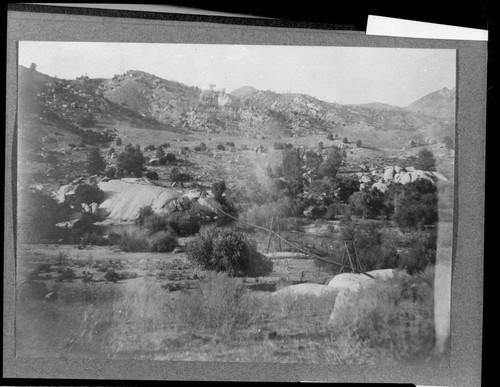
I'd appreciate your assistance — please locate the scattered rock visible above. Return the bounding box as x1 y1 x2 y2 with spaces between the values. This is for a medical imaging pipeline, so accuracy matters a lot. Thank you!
273 283 339 299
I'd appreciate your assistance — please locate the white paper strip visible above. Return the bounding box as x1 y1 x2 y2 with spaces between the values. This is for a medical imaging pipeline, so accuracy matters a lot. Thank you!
367 15 488 41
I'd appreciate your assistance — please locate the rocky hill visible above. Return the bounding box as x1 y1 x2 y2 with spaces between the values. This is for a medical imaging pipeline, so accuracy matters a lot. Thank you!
405 87 456 121
18 65 456 149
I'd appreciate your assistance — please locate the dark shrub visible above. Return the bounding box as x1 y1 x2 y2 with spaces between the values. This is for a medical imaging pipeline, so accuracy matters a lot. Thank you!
145 171 159 180
79 113 97 127
81 232 110 246
112 232 150 252
150 231 177 252
170 167 191 183
155 147 166 159
143 211 201 236
116 145 146 177
225 141 235 147
104 166 117 179
399 230 437 274
211 180 226 201
187 227 274 277
216 144 226 151
44 154 58 164
342 137 348 144
86 148 106 175
327 133 334 141
160 142 170 148
273 142 285 150
137 205 154 226
68 143 77 148
115 137 122 146
414 148 436 171
348 189 385 219
144 144 156 152
74 184 105 206
194 142 207 152
356 140 362 147
241 144 249 150
166 153 176 163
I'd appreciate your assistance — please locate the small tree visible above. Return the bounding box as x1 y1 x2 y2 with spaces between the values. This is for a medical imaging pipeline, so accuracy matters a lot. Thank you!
356 140 362 148
318 141 324 151
212 180 227 201
87 148 106 175
155 146 166 159
115 137 122 146
116 144 146 177
342 137 349 144
74 184 105 207
414 148 436 171
318 147 344 179
327 133 334 141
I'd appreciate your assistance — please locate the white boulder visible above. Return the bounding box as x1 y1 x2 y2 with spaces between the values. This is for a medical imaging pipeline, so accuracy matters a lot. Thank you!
327 272 375 292
383 167 395 182
371 182 388 193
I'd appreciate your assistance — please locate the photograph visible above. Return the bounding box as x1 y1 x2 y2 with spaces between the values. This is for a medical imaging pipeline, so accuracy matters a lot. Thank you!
15 42 456 365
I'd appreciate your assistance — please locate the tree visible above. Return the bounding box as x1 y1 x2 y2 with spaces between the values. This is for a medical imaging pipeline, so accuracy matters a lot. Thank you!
327 133 334 141
116 144 146 177
74 184 105 206
87 148 106 175
348 189 385 219
317 141 324 151
281 148 303 184
318 147 343 179
342 137 348 144
212 180 227 201
155 146 166 159
356 140 362 147
414 148 436 171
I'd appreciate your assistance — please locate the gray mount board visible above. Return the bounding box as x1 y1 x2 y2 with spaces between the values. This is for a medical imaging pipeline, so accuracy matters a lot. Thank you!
5 8 486 385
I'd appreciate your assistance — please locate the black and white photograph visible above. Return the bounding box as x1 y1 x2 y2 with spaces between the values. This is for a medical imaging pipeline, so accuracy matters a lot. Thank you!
15 42 456 365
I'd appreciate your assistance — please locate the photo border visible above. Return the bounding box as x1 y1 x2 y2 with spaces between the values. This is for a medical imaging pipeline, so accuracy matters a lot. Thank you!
4 6 486 385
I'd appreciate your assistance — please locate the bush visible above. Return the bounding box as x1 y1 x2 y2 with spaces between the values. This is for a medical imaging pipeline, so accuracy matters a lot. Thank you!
149 231 177 252
80 232 110 246
330 267 435 362
109 232 150 252
342 137 348 144
399 230 437 274
115 138 122 146
216 144 226 151
116 145 146 177
241 144 249 150
74 184 105 206
143 211 201 237
327 133 334 141
318 147 344 179
170 167 191 183
187 227 274 277
165 153 176 163
356 140 362 147
175 272 250 337
155 147 165 159
144 144 156 152
273 142 285 150
348 189 385 219
137 205 154 227
104 166 117 179
68 143 77 148
194 142 208 152
414 148 436 171
86 148 106 175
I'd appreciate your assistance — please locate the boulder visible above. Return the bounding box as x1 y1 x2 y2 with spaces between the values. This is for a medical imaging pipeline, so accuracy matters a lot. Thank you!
431 171 448 181
366 268 397 280
273 283 339 299
371 182 388 193
360 175 371 184
383 167 395 182
198 196 223 213
406 166 416 172
327 272 375 292
328 288 358 326
55 218 83 229
394 166 402 174
97 179 182 221
410 170 434 183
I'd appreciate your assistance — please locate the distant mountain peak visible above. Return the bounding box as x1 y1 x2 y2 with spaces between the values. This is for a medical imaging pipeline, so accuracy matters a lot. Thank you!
405 87 456 119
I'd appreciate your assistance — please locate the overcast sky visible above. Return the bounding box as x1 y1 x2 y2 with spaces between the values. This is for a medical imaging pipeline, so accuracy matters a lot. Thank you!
18 42 456 107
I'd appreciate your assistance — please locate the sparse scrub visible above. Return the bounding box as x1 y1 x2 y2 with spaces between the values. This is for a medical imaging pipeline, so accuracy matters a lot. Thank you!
174 272 252 338
144 144 156 151
329 267 435 363
187 227 274 277
110 232 150 252
149 231 178 252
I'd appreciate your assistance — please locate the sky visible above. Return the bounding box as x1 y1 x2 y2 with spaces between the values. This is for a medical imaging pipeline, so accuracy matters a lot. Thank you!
18 42 456 107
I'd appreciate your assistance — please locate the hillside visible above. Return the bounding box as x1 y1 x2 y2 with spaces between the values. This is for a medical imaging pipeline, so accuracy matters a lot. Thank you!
18 66 456 150
405 87 456 120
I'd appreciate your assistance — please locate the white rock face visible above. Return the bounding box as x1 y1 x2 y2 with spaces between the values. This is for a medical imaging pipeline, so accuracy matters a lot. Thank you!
366 268 397 280
371 182 388 193
327 272 375 292
97 179 182 221
273 283 339 299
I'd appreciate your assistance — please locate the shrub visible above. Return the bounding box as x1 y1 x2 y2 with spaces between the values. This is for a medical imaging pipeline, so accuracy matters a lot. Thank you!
116 145 146 177
137 205 154 227
273 142 285 150
74 184 105 206
115 137 122 146
111 232 150 252
86 148 106 175
144 144 156 152
356 140 362 147
68 143 77 148
155 147 166 159
194 142 208 152
342 137 348 144
414 148 436 171
348 189 385 219
187 227 274 277
327 133 334 141
160 142 170 148
399 230 437 274
104 166 117 179
216 144 226 151
225 141 235 147
175 272 250 337
165 153 176 163
80 232 110 246
241 144 249 150
330 267 435 362
143 211 201 237
211 180 226 201
170 167 191 183
149 231 177 252
318 147 344 179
